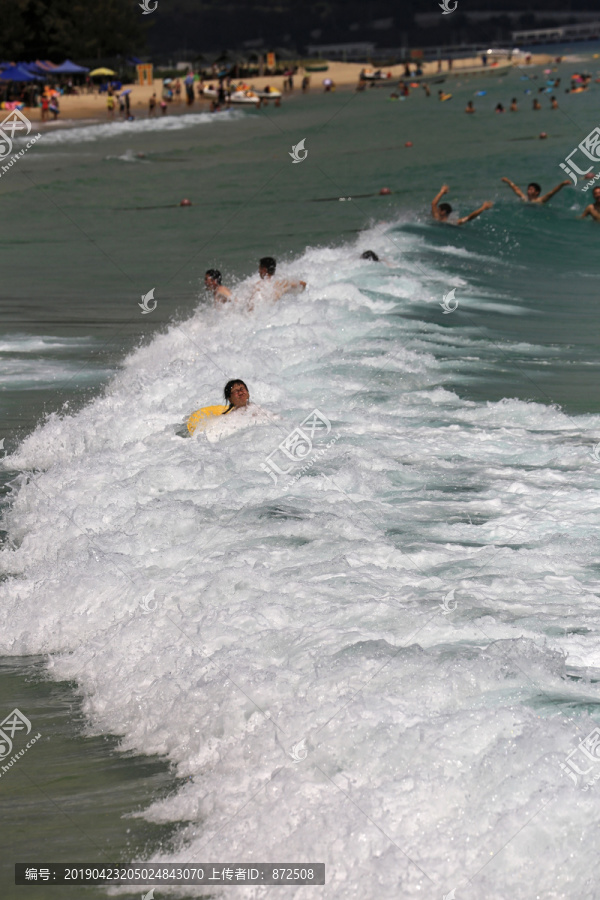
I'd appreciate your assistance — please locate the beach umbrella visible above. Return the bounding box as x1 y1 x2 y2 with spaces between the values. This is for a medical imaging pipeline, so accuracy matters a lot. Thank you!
89 67 116 76
0 65 37 82
52 59 90 74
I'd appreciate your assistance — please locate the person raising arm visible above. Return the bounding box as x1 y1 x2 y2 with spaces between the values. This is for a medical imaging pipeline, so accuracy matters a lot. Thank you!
501 178 571 204
431 184 493 225
456 200 493 225
431 184 452 221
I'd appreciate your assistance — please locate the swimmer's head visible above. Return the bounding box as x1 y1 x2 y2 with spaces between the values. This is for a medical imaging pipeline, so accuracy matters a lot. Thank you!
205 269 222 290
438 202 452 219
593 186 600 201
361 250 379 261
527 182 541 199
259 256 276 278
224 379 249 408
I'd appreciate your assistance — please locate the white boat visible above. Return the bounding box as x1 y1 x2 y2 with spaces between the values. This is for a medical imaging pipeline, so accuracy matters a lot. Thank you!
254 88 282 100
201 85 260 104
230 89 260 105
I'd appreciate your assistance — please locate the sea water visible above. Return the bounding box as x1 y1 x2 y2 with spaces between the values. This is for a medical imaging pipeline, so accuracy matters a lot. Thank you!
2 59 600 899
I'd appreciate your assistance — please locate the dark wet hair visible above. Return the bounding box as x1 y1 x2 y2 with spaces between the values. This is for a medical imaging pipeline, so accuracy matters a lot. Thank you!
259 256 276 275
361 250 379 261
528 182 541 194
224 379 248 404
439 203 452 216
205 269 222 284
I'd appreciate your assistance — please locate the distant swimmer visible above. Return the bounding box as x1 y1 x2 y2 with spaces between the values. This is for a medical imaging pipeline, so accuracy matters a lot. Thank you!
438 90 452 102
551 95 559 109
187 379 250 434
465 100 475 114
501 177 571 204
254 256 306 300
510 97 518 111
533 98 541 110
431 184 493 226
361 250 379 261
205 269 233 304
581 186 600 221
495 102 505 113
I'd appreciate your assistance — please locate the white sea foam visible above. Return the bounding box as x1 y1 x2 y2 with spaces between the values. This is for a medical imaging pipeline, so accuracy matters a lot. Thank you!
2 224 600 898
28 110 243 146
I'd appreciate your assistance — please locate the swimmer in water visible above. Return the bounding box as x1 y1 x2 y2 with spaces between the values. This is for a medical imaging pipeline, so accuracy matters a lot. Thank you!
581 185 600 221
431 184 493 225
465 100 475 113
205 269 233 303
501 178 571 204
361 250 379 261
223 379 249 411
510 97 518 111
254 257 306 300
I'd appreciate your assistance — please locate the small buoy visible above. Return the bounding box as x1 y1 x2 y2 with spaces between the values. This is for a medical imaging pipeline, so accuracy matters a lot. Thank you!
180 198 192 206
405 141 413 147
379 187 391 195
539 132 548 139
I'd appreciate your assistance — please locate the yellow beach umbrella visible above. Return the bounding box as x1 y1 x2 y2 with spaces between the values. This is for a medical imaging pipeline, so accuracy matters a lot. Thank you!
89 67 116 76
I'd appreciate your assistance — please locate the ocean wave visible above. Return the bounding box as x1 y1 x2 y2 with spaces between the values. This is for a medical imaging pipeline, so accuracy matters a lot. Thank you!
2 223 600 898
27 109 243 146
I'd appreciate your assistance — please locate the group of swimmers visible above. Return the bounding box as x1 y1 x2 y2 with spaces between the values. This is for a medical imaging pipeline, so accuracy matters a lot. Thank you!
431 179 600 225
204 256 306 308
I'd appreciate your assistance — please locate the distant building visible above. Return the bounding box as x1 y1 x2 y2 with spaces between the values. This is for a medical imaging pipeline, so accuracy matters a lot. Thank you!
306 42 375 61
512 21 600 44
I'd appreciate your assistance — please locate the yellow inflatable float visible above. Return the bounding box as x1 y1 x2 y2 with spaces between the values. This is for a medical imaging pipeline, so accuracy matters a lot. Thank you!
187 405 229 435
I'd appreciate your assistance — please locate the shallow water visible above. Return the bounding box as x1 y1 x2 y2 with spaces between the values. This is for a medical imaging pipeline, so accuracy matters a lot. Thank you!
2 57 600 899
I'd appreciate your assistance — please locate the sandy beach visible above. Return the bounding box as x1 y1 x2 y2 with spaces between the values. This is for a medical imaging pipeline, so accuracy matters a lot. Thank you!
25 54 555 123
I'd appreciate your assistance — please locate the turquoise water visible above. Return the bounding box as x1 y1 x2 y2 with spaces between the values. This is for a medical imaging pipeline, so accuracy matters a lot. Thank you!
1 57 600 899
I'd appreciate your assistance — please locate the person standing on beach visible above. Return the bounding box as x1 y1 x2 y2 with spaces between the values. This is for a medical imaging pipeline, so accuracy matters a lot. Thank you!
106 90 115 118
581 186 600 221
149 93 157 116
431 185 493 225
501 178 571 204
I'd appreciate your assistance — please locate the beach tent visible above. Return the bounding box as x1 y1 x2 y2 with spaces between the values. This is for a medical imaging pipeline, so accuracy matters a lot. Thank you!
89 67 116 77
52 59 89 74
0 65 37 82
31 60 57 74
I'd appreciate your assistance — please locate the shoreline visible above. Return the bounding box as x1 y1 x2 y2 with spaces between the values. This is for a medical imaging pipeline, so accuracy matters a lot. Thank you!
19 54 557 127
